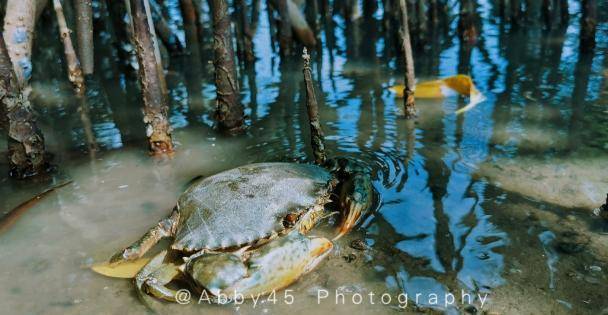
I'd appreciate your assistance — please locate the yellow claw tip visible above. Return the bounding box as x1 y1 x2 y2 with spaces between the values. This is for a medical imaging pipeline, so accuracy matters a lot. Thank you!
91 257 151 279
310 237 334 256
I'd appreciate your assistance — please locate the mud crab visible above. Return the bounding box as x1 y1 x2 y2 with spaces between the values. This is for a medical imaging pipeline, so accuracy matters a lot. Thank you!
109 49 375 303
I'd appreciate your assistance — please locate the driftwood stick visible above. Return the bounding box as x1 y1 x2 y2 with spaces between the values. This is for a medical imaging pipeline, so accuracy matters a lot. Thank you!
0 181 73 234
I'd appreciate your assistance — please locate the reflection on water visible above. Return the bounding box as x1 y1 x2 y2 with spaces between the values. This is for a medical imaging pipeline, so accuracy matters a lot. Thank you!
1 0 607 314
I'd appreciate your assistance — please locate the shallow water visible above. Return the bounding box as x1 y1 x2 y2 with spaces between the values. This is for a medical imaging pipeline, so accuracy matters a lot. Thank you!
1 1 608 315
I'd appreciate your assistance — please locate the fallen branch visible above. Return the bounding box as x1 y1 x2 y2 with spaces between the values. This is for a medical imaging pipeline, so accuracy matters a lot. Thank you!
0 181 72 234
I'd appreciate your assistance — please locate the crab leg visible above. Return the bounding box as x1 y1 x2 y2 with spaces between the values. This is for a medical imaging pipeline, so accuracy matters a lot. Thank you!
186 250 248 296
334 159 374 240
135 251 182 303
110 209 180 264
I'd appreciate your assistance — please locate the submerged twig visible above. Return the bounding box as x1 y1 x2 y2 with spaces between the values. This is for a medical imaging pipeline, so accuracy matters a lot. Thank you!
0 181 73 235
78 94 99 155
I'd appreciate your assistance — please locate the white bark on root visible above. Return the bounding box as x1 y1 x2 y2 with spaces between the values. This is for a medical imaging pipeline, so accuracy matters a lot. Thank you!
3 0 37 90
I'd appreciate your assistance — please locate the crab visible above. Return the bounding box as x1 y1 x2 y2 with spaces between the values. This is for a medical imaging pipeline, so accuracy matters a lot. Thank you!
108 49 375 303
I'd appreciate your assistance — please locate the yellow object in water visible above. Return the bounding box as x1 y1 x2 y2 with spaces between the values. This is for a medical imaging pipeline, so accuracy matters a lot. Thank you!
91 257 151 278
390 75 485 114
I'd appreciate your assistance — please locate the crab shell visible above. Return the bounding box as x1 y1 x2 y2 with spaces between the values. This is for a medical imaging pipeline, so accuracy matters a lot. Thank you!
171 163 336 252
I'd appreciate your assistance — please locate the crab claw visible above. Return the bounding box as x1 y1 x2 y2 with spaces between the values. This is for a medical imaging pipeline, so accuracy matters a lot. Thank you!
223 232 333 298
335 172 373 240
